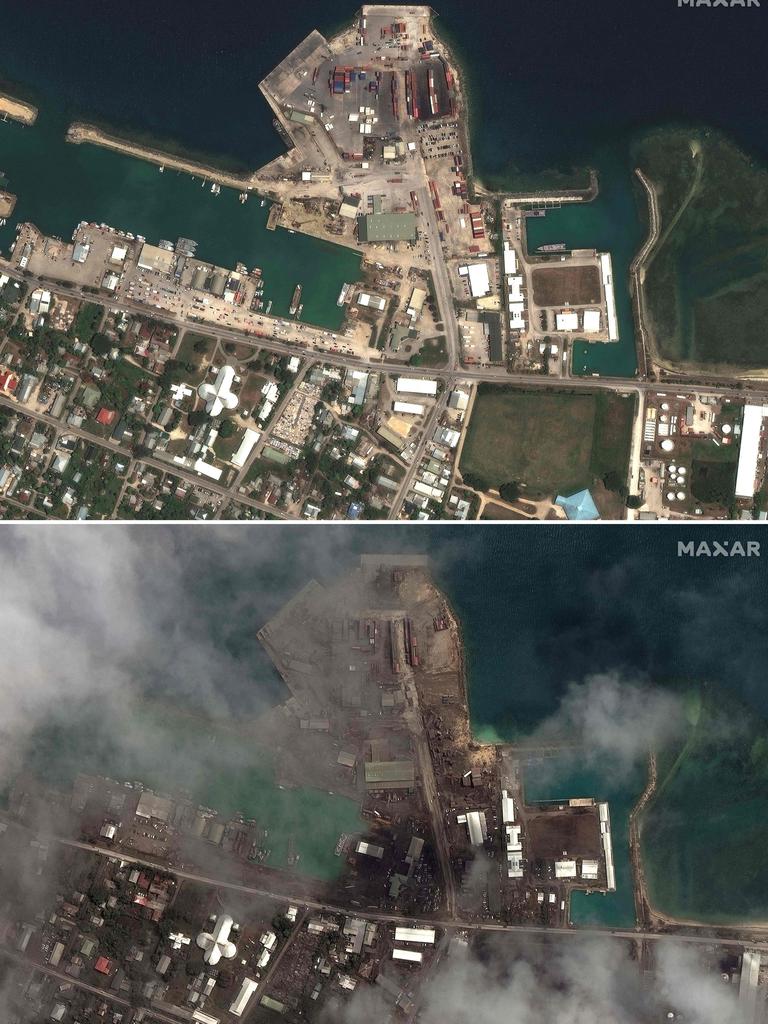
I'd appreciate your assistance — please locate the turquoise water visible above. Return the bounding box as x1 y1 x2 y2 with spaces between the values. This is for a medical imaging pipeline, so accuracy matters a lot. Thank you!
0 112 360 330
525 146 642 379
523 756 642 928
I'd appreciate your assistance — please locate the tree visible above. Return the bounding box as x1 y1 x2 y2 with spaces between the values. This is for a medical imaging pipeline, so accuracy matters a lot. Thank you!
90 334 111 357
193 338 210 354
603 470 625 494
626 494 643 509
218 419 235 439
188 409 208 428
499 481 521 503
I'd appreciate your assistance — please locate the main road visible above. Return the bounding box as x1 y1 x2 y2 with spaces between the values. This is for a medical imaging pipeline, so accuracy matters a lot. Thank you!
7 822 763 953
7 262 768 402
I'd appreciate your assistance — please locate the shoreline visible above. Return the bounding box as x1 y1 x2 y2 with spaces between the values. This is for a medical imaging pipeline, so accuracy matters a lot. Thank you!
0 90 37 126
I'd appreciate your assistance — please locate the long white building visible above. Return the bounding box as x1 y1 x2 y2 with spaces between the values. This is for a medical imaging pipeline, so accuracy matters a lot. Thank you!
735 404 768 499
396 377 438 397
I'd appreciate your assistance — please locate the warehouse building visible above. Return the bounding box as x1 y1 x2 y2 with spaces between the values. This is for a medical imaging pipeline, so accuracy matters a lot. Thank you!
137 242 175 275
364 760 415 790
458 262 491 299
230 978 258 1018
735 404 768 499
393 401 425 416
396 377 437 397
394 927 435 945
231 428 261 469
356 840 384 858
457 809 487 846
393 948 423 963
358 213 418 243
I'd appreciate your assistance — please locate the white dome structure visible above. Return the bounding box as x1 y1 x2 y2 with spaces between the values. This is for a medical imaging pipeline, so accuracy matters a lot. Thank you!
198 365 239 417
197 914 237 966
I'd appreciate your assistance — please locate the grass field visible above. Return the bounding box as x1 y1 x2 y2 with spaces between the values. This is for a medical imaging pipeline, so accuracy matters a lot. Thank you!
460 386 635 509
531 264 601 307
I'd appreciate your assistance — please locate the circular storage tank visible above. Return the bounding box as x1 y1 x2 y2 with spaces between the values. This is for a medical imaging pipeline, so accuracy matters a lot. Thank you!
661 439 675 452
661 402 670 411
678 466 687 476
667 492 677 501
669 465 677 474
722 423 732 435
677 490 686 501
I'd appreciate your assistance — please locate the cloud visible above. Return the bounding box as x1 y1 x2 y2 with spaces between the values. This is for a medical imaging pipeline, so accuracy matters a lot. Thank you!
530 672 689 781
325 934 747 1024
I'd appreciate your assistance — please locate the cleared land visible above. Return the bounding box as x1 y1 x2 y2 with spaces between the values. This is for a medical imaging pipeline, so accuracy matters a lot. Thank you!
460 386 635 505
531 264 601 307
527 809 601 859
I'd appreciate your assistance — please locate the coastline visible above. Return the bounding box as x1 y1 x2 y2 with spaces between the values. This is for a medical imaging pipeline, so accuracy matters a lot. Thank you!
0 90 37 126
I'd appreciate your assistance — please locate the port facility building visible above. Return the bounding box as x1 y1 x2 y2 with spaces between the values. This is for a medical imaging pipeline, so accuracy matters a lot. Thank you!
396 377 438 397
394 927 436 945
735 405 768 499
364 760 415 790
358 212 418 243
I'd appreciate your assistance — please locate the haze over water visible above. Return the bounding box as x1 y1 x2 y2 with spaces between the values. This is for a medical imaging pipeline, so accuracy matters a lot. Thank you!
8 526 768 923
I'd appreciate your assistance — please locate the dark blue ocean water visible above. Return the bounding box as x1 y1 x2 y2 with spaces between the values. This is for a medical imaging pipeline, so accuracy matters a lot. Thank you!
1 0 766 180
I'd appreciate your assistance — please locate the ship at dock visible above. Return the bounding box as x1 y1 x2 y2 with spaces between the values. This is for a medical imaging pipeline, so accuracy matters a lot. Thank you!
537 242 567 253
289 284 302 316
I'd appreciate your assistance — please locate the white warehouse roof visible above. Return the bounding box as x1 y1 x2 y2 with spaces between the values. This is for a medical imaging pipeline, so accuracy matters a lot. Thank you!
501 790 516 824
229 979 258 1018
556 311 579 331
394 927 436 945
392 948 423 963
231 428 261 468
502 241 517 275
459 262 491 298
193 459 223 482
554 859 577 879
581 860 599 880
397 377 437 396
582 309 601 333
735 405 768 498
393 401 425 416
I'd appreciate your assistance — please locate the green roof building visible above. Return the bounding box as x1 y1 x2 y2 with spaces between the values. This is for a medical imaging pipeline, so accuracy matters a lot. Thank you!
358 213 418 244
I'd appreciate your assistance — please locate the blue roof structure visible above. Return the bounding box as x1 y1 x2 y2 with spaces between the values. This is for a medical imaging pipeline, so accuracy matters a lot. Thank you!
555 488 599 521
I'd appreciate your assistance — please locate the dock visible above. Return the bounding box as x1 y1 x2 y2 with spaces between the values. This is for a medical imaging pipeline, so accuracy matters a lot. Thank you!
266 203 283 231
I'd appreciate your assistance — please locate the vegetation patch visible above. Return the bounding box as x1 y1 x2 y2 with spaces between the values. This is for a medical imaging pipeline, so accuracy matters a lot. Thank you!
635 128 768 370
460 386 634 506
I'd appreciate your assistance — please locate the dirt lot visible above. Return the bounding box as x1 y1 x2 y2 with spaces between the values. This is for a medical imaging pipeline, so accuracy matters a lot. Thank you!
527 807 601 859
531 264 601 307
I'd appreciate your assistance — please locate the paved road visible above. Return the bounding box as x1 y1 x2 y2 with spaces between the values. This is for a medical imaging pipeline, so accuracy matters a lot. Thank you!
36 832 768 952
416 184 460 369
6 266 768 401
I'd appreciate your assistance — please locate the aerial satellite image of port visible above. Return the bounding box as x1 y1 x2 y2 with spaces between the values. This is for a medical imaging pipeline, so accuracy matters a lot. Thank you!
1 0 767 1021
1 525 768 1023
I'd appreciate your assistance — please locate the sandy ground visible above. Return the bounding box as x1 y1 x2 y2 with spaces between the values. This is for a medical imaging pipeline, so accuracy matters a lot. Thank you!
0 92 37 125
